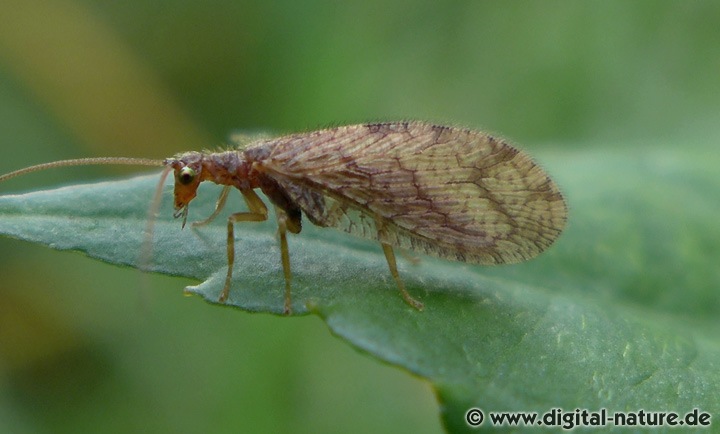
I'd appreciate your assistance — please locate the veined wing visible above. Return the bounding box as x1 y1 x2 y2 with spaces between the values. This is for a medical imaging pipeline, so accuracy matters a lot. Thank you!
252 122 567 265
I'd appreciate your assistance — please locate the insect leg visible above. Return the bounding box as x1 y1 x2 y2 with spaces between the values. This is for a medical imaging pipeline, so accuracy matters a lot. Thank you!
275 208 293 315
381 243 424 311
219 189 268 303
192 186 231 227
399 249 421 266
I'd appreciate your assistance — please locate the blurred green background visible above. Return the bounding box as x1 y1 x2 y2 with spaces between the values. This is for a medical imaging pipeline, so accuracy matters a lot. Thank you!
0 1 718 433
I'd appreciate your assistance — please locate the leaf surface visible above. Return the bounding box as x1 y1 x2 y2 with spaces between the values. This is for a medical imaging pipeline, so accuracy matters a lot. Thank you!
1 145 718 432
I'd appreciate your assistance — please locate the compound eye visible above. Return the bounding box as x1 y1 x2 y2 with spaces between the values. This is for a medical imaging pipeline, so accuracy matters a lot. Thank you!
178 167 196 185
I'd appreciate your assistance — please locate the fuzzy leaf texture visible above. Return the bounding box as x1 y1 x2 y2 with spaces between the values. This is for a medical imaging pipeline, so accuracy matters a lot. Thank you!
1 145 718 433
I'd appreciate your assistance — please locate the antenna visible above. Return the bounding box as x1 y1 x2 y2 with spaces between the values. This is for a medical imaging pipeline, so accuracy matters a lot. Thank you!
0 157 172 272
0 157 165 183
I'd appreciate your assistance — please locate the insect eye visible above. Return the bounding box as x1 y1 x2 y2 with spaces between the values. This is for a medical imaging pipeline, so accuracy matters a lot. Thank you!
178 167 196 185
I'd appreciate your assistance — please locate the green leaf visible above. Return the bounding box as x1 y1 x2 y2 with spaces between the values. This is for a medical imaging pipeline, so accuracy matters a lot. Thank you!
1 145 718 433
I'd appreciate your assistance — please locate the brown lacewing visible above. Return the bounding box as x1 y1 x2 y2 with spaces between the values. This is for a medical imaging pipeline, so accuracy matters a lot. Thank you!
0 122 567 314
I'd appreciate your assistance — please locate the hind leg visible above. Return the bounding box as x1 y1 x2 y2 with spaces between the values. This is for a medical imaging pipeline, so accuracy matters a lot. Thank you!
381 243 424 310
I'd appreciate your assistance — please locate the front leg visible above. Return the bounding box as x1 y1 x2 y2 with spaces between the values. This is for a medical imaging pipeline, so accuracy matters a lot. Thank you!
192 186 231 228
219 189 268 303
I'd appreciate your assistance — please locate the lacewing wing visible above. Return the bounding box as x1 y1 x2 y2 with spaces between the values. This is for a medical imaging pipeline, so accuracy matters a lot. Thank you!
249 122 567 265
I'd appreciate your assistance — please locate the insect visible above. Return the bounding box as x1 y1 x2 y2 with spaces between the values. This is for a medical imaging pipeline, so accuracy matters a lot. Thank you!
0 122 567 314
